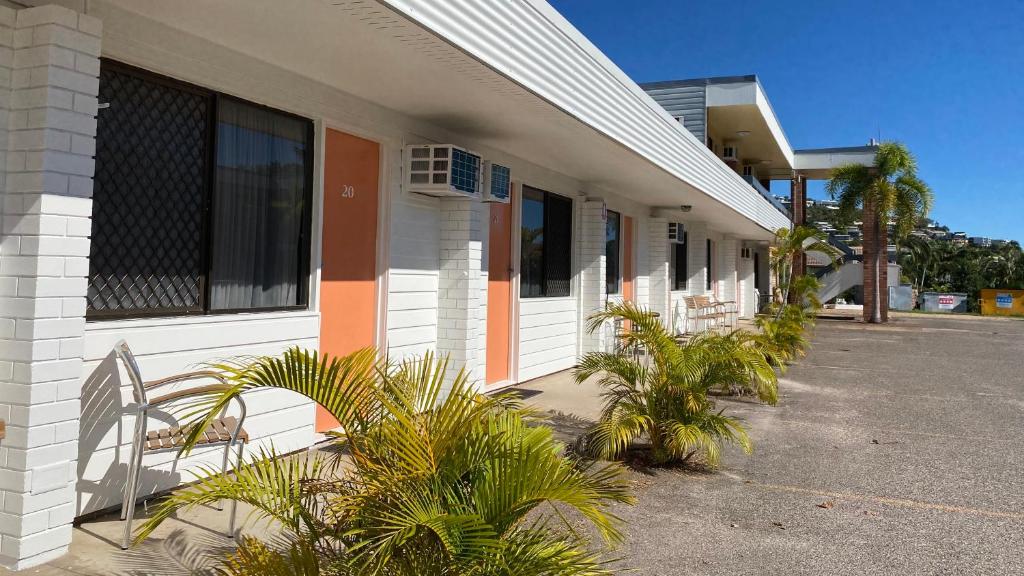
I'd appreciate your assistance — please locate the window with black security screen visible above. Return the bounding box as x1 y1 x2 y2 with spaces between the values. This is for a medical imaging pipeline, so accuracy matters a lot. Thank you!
520 186 573 298
670 232 688 291
706 238 715 292
606 210 621 295
87 61 313 319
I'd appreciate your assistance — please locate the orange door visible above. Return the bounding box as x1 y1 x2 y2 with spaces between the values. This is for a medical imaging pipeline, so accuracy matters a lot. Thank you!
485 200 513 386
318 129 380 431
623 216 634 301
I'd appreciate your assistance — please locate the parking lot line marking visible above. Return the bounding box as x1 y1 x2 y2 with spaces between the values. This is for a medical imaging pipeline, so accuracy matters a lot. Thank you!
754 482 1024 520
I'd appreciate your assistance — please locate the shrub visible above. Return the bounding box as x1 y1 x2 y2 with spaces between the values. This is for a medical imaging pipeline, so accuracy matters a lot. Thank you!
138 350 634 575
755 304 811 365
574 302 772 467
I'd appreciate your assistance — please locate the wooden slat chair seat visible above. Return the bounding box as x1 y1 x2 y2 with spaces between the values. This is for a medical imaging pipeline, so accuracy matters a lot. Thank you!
144 416 248 452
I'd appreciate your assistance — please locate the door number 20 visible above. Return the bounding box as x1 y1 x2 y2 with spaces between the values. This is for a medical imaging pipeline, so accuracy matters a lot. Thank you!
340 185 355 198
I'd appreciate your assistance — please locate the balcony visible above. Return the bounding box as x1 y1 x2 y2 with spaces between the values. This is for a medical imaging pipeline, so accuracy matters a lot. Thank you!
742 174 790 219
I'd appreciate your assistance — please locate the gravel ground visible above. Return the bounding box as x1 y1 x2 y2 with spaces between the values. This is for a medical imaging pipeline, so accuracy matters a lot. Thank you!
530 314 1024 575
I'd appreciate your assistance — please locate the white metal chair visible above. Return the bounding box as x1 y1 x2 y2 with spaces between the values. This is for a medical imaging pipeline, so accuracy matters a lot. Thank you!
113 340 248 549
711 296 739 329
684 296 724 333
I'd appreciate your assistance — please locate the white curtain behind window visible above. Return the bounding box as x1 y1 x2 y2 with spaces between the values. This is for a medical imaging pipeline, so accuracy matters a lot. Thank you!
209 98 308 310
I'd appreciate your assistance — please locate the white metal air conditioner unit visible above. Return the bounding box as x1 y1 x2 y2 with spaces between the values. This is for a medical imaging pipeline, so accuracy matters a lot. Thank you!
722 145 739 162
668 222 686 244
482 161 512 203
404 144 481 199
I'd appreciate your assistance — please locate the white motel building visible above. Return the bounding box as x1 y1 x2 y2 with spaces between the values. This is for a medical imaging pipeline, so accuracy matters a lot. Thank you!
0 0 875 568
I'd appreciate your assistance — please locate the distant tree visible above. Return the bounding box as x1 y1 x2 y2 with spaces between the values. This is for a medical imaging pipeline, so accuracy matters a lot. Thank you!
826 142 933 323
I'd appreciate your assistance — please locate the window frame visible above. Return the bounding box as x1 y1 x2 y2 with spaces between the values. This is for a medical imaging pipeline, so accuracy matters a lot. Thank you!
706 238 715 293
519 185 574 299
87 60 315 321
605 209 621 296
670 231 688 292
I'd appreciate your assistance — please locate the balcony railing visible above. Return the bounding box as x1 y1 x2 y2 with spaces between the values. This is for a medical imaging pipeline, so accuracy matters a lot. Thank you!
742 174 790 219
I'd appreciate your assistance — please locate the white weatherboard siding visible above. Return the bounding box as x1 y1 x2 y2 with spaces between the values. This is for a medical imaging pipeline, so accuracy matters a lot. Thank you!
387 195 441 361
79 313 318 515
518 297 577 382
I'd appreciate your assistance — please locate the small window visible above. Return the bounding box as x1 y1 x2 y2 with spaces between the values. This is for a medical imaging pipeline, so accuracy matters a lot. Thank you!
87 62 313 318
669 232 688 291
520 186 573 298
706 238 715 292
754 251 761 289
606 210 621 295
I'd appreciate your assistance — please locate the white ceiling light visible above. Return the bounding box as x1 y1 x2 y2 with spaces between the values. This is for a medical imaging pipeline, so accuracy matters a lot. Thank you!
736 130 751 138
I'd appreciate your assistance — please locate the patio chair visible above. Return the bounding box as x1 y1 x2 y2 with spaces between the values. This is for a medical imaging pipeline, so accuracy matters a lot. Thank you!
684 296 725 333
710 295 739 329
113 340 249 550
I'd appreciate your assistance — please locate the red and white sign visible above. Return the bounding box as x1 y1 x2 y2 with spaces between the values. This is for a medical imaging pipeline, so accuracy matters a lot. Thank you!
937 295 956 309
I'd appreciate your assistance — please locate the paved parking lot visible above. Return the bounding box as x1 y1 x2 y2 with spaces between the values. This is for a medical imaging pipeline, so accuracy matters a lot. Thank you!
529 314 1024 575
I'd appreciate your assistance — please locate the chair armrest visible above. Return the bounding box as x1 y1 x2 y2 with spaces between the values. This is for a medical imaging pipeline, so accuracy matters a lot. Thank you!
144 370 228 390
149 383 236 406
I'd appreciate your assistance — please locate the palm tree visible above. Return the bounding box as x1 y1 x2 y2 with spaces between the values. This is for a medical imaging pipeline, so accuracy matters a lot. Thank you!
769 225 836 310
826 142 933 323
900 235 934 293
138 349 634 575
574 302 776 466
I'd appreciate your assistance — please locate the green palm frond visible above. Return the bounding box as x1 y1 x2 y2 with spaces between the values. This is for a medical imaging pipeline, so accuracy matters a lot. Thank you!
492 527 617 576
575 305 770 467
135 347 633 575
173 347 380 456
136 448 330 544
219 536 327 576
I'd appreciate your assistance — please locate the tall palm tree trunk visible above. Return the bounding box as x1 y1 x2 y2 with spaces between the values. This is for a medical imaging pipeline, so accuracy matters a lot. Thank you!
862 197 883 323
872 215 882 323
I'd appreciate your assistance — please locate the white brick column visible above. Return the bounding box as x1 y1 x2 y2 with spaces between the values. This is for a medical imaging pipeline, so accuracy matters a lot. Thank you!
0 5 100 570
577 199 605 354
738 243 756 318
646 216 669 325
687 222 708 295
437 199 483 391
720 237 738 303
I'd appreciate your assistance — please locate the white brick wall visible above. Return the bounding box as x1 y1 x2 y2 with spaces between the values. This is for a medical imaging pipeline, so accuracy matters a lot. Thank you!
647 216 669 325
738 244 756 318
436 199 483 390
720 236 738 304
0 4 100 570
577 200 605 354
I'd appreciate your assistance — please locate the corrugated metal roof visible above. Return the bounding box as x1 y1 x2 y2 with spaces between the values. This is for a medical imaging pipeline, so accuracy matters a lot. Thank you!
379 0 791 233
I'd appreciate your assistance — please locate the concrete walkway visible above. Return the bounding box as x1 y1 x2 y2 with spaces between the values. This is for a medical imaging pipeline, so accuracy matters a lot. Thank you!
518 314 1024 575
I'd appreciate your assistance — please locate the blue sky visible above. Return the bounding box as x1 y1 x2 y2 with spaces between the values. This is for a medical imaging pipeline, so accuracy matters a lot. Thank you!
549 0 1024 241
